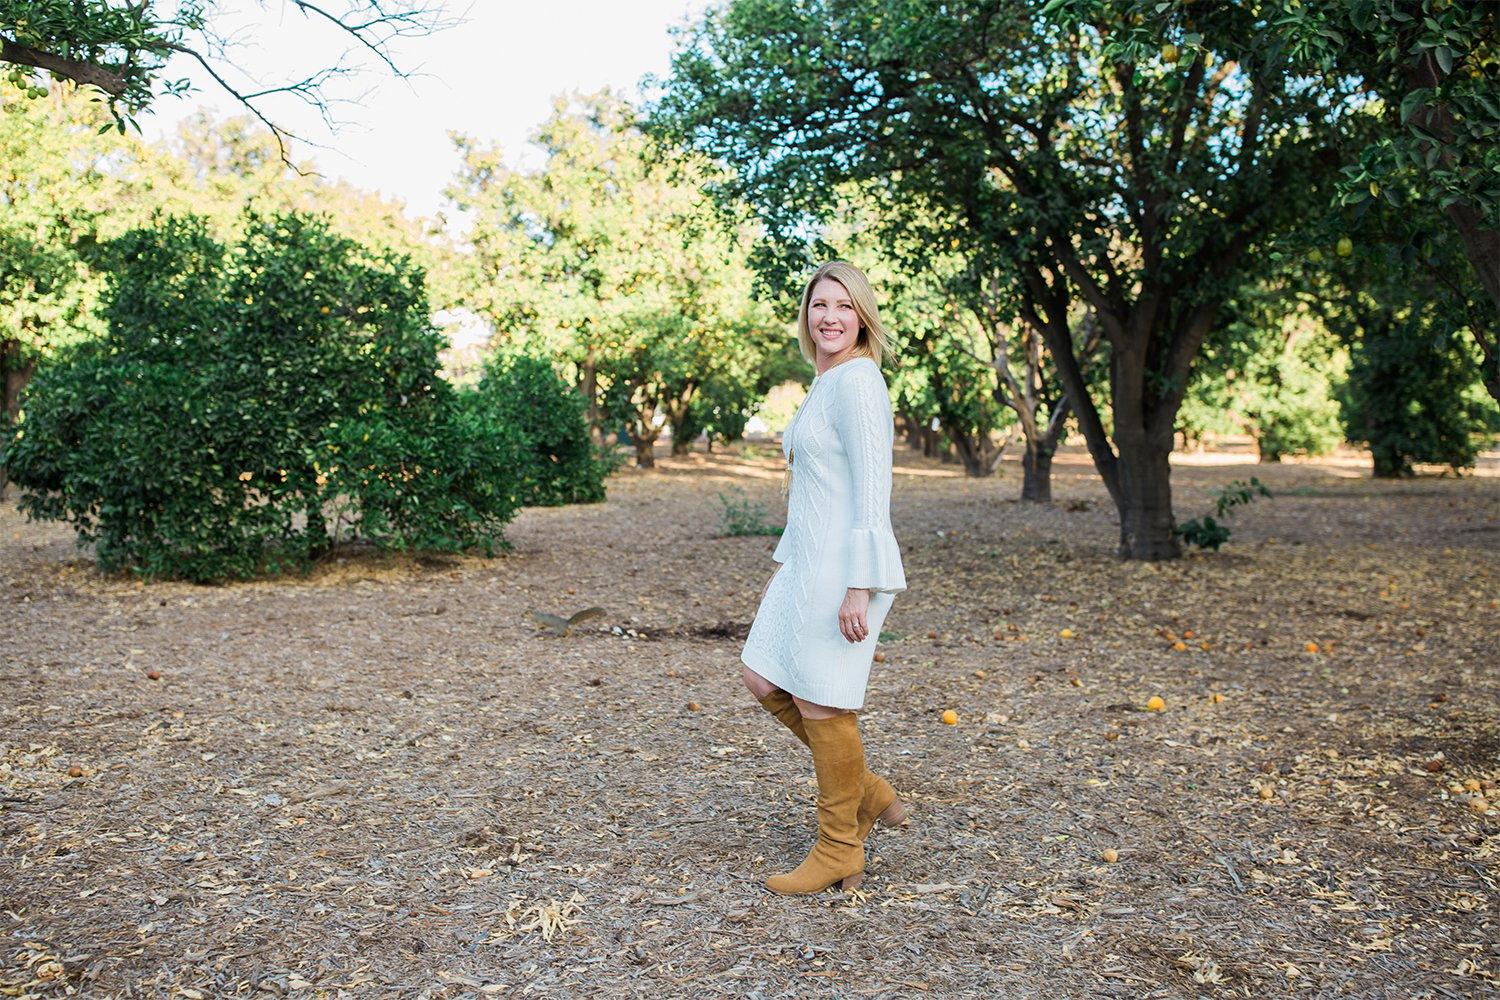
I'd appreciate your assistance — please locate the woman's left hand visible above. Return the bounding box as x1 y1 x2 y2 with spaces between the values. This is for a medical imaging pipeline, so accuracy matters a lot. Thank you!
839 588 872 644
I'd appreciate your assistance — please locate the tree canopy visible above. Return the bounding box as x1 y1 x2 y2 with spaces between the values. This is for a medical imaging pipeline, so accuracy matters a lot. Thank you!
654 0 1372 558
0 80 459 447
449 95 794 467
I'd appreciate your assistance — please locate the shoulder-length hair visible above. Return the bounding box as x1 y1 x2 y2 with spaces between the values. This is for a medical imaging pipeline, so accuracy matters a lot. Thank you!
795 260 895 368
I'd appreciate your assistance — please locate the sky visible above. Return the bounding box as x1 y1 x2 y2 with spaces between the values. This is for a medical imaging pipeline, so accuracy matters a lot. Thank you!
141 0 708 220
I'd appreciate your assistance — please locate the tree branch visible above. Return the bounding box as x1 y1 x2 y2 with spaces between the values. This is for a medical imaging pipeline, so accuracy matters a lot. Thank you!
0 36 129 96
163 41 307 167
286 1 459 78
1163 56 1205 176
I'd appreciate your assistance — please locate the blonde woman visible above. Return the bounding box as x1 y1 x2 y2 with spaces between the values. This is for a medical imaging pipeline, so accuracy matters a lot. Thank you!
741 260 908 894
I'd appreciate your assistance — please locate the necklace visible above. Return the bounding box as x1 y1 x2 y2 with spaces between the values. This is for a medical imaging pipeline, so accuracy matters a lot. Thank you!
783 373 824 496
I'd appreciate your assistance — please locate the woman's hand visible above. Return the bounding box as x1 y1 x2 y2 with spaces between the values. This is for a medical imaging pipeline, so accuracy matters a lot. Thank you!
839 587 872 644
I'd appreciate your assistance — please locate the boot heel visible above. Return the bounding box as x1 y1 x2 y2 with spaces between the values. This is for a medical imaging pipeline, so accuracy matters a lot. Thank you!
839 872 864 891
877 797 907 828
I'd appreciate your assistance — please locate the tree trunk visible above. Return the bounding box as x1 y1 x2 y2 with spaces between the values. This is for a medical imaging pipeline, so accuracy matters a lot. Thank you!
629 412 660 468
1255 428 1283 463
668 408 693 455
304 494 331 558
579 353 603 444
664 382 697 456
920 425 947 459
949 431 998 477
1370 443 1410 479
1021 444 1053 502
1444 202 1499 325
1023 284 1123 509
1114 436 1180 560
1 342 36 495
1446 204 1500 404
1008 389 1068 505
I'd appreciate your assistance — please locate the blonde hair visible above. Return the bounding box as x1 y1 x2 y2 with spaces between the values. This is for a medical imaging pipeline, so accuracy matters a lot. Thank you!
795 260 895 368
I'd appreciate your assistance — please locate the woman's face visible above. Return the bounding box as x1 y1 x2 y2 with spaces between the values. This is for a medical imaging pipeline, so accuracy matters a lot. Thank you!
807 278 861 367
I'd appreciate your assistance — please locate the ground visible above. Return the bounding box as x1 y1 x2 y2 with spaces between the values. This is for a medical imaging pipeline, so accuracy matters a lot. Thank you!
2 443 1497 1000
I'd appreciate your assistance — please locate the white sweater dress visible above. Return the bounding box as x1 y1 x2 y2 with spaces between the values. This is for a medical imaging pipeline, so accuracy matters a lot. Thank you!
741 357 907 710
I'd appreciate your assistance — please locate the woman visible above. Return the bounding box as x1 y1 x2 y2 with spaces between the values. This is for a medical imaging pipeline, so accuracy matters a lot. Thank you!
741 260 907 895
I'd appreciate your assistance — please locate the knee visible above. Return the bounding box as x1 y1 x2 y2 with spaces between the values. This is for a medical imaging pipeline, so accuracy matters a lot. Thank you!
742 666 779 700
793 696 849 720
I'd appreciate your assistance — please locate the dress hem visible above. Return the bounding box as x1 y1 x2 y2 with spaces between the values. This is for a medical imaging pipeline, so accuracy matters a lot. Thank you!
740 648 869 712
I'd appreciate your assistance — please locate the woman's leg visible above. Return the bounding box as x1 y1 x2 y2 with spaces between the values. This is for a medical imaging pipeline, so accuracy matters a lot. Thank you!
765 710 868 894
791 696 846 720
746 671 906 838
742 665 782 700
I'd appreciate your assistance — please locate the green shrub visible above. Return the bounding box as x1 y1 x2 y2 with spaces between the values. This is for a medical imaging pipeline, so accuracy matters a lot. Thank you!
471 351 608 506
1176 478 1273 552
1340 326 1495 477
320 385 526 557
1174 515 1233 552
715 487 783 537
1250 343 1346 462
2 212 524 581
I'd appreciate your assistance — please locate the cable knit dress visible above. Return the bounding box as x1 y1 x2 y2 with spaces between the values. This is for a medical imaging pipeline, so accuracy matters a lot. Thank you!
741 357 906 710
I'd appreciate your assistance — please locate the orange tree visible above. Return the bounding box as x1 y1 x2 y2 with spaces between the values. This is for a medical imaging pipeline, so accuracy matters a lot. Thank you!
449 96 790 468
827 203 1071 493
2 212 528 581
0 82 125 452
1089 0 1500 404
653 0 1365 559
1178 284 1345 465
1302 198 1498 477
888 253 1093 498
1309 0 1498 396
0 83 466 485
876 264 1016 481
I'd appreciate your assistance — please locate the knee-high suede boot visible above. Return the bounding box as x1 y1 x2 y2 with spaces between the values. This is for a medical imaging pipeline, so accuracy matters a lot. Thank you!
765 712 867 894
758 691 906 837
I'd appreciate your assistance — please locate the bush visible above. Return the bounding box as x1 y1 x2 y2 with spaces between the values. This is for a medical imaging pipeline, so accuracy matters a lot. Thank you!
1340 326 1495 477
715 487 783 537
471 351 608 506
677 382 753 452
1249 340 1345 462
320 385 525 557
1176 478 1273 552
2 212 525 581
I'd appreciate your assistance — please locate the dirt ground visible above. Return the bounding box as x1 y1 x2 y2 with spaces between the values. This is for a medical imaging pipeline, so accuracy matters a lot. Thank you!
2 442 1497 1000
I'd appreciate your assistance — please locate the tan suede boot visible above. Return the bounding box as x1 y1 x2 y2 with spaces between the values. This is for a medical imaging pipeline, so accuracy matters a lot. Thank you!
766 711 869 894
757 691 906 837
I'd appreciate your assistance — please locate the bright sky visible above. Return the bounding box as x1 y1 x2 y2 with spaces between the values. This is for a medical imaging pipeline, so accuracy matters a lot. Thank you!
142 0 708 220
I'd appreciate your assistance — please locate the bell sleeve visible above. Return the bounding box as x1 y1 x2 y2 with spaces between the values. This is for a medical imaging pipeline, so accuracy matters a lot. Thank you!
834 363 907 594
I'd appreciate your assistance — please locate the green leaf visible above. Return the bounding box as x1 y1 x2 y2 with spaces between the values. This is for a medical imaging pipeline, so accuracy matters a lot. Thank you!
1400 89 1426 124
1407 123 1443 144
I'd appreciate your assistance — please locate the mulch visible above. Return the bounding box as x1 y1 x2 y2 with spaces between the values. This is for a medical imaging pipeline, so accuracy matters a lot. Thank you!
2 443 1497 999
